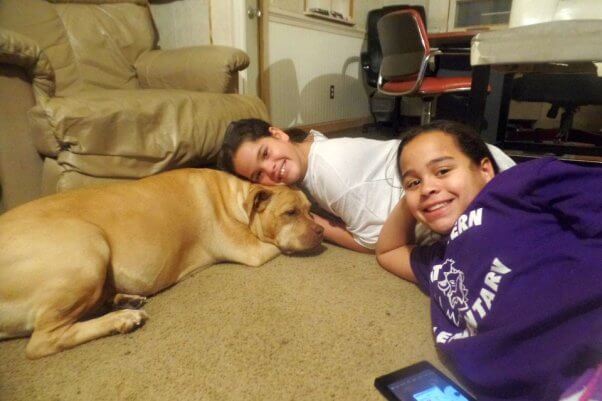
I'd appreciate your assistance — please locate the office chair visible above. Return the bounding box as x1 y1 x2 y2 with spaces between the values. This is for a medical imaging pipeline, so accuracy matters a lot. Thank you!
512 73 602 144
377 9 472 124
360 5 426 130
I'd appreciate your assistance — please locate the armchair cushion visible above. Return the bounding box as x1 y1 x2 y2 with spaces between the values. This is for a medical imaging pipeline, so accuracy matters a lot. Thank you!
51 1 154 92
135 46 250 93
29 89 269 178
0 28 54 101
0 0 154 95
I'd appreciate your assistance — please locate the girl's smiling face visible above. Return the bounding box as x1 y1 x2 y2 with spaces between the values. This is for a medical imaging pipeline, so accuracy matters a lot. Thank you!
232 128 308 186
400 131 495 234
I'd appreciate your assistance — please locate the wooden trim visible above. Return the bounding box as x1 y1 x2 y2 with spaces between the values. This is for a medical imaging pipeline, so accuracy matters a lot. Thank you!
294 116 372 134
269 7 364 38
259 0 270 111
304 0 354 20
303 11 355 26
207 0 213 44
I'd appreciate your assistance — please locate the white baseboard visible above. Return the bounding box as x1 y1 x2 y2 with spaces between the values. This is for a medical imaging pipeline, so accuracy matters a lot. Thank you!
294 116 372 134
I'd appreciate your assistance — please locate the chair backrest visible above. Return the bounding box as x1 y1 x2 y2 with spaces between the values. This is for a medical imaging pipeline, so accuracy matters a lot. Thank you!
0 0 156 96
363 5 426 87
377 9 429 81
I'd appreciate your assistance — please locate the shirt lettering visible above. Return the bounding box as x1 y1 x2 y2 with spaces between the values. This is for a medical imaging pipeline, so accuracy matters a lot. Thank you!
434 257 512 344
450 208 483 240
430 263 443 282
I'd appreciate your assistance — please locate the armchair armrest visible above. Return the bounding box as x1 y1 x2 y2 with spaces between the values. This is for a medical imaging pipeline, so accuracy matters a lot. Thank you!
0 28 55 102
135 46 250 93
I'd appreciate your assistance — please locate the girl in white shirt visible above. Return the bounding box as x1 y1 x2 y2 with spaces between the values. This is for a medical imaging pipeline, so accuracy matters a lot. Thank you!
218 119 515 253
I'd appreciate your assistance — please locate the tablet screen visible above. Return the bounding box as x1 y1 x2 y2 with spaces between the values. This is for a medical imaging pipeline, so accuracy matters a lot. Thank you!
375 361 476 401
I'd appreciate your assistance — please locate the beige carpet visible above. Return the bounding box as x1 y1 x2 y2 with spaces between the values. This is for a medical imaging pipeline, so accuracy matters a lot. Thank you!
0 244 446 401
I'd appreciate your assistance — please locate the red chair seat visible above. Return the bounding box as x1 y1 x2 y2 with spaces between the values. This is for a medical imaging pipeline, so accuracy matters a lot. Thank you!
383 76 472 95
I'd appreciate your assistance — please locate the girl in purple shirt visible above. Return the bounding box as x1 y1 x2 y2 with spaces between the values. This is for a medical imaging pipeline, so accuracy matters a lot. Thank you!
376 120 601 401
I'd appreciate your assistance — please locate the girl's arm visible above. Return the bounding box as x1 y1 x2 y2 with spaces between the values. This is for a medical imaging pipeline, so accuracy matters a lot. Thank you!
311 213 373 254
375 198 417 282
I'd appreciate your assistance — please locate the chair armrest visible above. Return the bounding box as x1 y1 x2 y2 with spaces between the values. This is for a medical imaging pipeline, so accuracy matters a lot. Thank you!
0 28 55 102
135 46 250 93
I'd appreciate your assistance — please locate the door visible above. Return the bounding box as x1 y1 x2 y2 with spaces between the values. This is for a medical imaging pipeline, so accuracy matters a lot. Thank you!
244 0 261 97
234 0 266 100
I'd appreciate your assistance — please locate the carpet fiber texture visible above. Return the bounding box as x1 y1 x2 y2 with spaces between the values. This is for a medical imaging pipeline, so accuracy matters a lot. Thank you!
0 244 447 401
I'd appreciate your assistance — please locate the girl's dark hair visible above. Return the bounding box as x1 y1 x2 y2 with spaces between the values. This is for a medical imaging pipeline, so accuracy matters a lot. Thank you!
217 118 308 174
396 120 499 177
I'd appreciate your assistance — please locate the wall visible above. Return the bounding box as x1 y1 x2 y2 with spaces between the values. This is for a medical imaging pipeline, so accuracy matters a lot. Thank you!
149 0 211 49
266 1 367 127
267 19 368 127
148 0 427 127
145 1 602 132
426 0 449 32
267 8 370 127
267 0 430 127
149 0 238 48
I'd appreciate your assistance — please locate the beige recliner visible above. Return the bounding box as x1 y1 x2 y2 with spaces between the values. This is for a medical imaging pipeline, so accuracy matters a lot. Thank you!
0 0 269 211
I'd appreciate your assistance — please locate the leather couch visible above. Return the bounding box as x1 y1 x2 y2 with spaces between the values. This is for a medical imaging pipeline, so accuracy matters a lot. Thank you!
0 0 269 211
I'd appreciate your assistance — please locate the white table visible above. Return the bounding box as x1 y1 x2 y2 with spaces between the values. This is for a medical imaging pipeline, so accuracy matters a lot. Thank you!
467 19 602 157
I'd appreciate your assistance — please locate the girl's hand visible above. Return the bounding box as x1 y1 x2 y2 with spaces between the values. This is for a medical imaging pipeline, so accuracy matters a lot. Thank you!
311 213 373 254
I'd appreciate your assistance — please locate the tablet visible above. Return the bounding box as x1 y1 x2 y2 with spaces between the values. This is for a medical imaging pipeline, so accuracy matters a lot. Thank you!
374 361 476 401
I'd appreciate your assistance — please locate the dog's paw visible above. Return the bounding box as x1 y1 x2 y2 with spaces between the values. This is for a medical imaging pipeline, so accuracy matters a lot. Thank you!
112 294 148 310
113 309 149 334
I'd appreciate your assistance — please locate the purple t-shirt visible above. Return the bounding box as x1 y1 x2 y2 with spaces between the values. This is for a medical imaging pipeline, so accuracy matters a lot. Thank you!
410 157 602 401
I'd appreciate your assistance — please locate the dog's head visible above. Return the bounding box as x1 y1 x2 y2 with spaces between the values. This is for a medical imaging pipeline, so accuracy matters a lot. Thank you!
244 185 323 254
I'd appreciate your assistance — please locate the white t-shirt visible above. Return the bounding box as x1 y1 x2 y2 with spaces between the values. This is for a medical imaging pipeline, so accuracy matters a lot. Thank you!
300 130 516 249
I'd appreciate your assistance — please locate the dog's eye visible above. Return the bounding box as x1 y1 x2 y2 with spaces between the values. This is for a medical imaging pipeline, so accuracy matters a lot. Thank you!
285 209 298 216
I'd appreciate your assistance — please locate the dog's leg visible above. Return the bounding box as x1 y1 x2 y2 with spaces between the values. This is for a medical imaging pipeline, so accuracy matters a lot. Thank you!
26 309 148 359
111 294 147 310
25 278 149 358
25 270 149 359
225 234 281 267
13 221 149 359
245 242 281 266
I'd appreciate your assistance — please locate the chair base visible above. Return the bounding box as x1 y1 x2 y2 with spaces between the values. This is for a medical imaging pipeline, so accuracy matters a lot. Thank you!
421 97 437 125
367 91 403 132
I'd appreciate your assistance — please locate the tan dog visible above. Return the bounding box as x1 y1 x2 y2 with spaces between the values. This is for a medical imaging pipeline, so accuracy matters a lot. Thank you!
0 168 323 359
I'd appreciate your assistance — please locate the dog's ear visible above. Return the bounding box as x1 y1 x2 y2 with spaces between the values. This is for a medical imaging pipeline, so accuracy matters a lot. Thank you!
252 189 272 213
245 186 273 223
